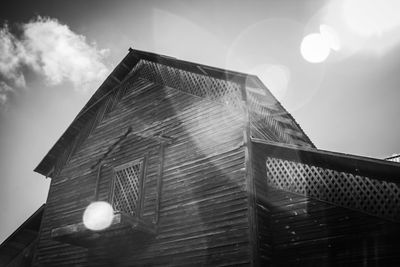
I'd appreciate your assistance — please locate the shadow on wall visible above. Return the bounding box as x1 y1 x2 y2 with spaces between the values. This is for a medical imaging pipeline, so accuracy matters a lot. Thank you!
261 154 400 266
84 78 248 266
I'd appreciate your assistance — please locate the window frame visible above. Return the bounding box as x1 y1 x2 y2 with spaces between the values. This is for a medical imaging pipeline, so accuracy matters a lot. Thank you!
109 155 147 218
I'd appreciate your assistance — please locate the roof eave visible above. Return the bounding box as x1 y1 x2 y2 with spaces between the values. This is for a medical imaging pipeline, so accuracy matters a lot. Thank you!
33 48 259 177
252 138 400 182
34 48 139 177
34 48 317 178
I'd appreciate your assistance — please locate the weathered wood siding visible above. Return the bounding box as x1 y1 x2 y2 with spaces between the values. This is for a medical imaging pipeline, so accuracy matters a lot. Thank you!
34 77 251 266
246 89 313 148
264 188 400 266
253 144 400 266
252 145 273 266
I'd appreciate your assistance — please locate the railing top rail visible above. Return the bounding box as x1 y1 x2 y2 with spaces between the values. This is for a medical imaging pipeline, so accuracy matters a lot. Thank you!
252 138 400 183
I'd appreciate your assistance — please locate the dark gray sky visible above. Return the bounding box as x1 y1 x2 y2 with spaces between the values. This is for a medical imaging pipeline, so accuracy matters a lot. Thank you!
1 0 400 242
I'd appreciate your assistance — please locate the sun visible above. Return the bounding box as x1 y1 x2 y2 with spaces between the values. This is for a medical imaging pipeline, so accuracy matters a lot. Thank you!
301 25 341 63
300 33 331 63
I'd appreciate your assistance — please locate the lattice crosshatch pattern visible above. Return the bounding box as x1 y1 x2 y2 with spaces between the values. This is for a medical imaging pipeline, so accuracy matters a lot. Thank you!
134 60 244 109
265 157 400 221
129 58 313 147
112 160 144 217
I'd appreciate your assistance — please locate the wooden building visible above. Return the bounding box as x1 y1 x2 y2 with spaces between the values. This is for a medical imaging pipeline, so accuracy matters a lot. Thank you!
31 48 400 266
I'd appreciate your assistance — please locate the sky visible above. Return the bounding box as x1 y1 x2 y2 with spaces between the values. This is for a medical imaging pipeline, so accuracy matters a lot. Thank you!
1 0 400 243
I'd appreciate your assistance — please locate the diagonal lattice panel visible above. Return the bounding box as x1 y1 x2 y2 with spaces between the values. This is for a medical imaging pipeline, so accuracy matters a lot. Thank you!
266 157 400 221
131 59 312 147
112 160 143 216
135 60 244 110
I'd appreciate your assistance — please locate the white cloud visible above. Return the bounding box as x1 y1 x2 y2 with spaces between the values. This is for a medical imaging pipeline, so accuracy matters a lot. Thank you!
0 26 28 88
0 16 109 107
22 17 109 92
0 81 14 106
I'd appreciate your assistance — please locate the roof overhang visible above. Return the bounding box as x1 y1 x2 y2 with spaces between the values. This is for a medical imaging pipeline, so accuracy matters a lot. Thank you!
34 48 314 177
252 138 400 182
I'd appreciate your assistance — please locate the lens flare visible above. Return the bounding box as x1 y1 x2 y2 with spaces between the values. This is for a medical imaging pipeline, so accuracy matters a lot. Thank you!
83 201 114 231
320 24 341 51
300 33 331 63
343 0 400 37
249 64 290 102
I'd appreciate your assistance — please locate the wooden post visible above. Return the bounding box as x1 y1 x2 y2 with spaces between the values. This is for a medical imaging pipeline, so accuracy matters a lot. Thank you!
138 153 149 219
241 77 260 267
154 142 165 226
93 163 103 201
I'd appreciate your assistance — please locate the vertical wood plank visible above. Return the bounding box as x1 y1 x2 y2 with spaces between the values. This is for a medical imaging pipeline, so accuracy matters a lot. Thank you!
155 142 165 225
242 80 259 266
138 152 149 218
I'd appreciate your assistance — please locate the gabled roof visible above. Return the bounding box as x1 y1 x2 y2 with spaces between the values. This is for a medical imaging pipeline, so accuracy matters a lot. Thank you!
34 48 313 177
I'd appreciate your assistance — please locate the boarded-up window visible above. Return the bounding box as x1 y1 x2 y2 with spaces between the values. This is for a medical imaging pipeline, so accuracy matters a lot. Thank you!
111 159 144 217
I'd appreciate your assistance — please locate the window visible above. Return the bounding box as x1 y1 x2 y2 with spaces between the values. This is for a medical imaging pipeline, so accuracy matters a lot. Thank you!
111 159 145 217
50 156 155 246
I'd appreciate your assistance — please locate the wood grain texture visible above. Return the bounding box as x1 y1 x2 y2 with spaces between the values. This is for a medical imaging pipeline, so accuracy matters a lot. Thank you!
264 188 400 266
253 143 400 266
33 51 400 266
34 76 250 266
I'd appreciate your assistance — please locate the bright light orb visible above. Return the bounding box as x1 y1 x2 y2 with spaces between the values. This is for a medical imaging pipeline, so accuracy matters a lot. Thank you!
83 201 114 231
320 24 341 51
300 33 331 63
343 0 400 37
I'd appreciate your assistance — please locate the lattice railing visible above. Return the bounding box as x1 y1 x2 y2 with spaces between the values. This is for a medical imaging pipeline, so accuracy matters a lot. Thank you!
112 160 143 217
266 157 400 221
134 60 243 109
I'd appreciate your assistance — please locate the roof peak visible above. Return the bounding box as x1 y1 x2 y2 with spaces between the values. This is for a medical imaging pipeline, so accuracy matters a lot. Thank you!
34 48 314 177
